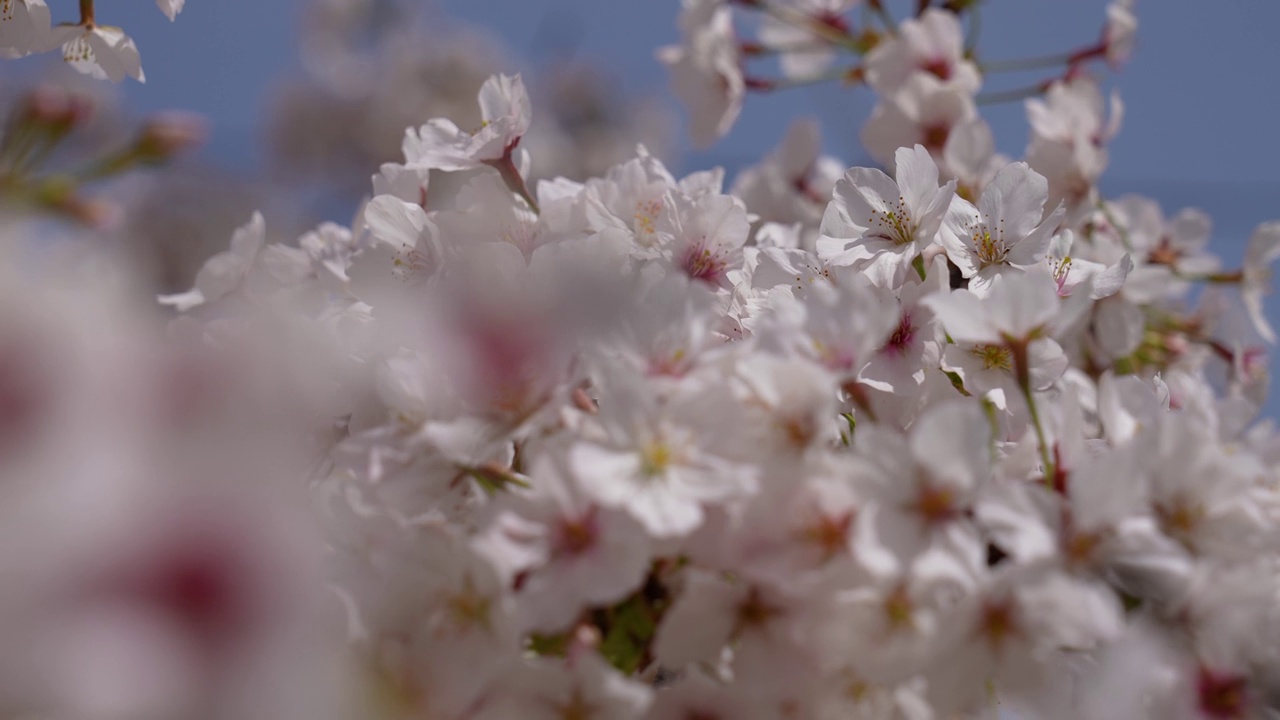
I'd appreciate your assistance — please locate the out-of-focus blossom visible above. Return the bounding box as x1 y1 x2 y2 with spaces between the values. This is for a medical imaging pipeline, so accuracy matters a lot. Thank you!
657 0 744 148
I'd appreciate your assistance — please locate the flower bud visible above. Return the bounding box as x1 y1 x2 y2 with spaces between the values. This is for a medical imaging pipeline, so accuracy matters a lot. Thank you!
21 86 94 132
132 112 207 164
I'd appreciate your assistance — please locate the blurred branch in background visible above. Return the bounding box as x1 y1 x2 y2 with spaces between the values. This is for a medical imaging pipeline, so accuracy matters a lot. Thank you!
266 0 676 210
0 71 293 297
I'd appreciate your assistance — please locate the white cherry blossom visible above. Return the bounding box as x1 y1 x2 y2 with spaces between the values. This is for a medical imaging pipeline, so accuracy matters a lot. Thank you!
817 144 956 287
0 0 51 56
158 212 267 311
49 23 145 83
939 162 1065 295
473 451 652 633
156 0 185 21
404 73 532 171
657 0 745 148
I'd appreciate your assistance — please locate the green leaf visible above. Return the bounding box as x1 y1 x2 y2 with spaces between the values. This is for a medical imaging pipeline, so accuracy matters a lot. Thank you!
526 631 571 658
944 370 970 396
599 594 657 674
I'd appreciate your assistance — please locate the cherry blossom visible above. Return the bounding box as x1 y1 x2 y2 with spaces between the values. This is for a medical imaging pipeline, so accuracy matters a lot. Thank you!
49 23 145 83
0 0 51 57
939 162 1066 295
657 0 745 148
404 73 532 171
865 8 982 96
158 213 267 312
817 144 956 286
862 74 977 171
5 2 1280 719
156 0 185 21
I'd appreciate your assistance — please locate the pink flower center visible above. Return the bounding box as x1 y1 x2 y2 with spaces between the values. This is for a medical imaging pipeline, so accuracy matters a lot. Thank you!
921 58 953 81
681 243 727 284
1198 667 1249 719
0 347 44 454
555 509 600 557
882 312 916 356
977 599 1020 652
921 124 950 153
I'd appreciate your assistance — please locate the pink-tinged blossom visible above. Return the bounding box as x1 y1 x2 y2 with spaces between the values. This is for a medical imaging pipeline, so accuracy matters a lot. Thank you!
852 400 993 561
404 73 532 171
1026 78 1123 224
570 368 757 538
732 118 844 239
473 452 652 633
753 265 897 385
862 74 977 172
924 567 1122 715
865 8 982 96
658 191 750 287
474 650 652 720
859 254 948 394
757 0 860 82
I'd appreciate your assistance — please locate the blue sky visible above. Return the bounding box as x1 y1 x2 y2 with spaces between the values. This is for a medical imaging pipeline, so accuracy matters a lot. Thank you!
12 0 1280 410
18 1 1275 185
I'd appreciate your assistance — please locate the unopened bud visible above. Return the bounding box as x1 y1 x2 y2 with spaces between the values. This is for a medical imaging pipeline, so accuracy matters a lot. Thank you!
21 86 93 131
133 112 207 164
44 189 119 229
67 197 119 229
24 86 69 124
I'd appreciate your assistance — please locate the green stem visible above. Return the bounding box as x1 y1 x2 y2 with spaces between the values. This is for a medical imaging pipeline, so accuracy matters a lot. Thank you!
842 380 879 425
1097 200 1133 252
1010 341 1054 486
0 123 41 176
1023 383 1054 487
77 150 139 182
15 140 56 177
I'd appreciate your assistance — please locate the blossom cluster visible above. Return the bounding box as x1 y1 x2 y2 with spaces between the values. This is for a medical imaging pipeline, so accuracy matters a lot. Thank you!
3 0 1280 719
1 0 184 82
